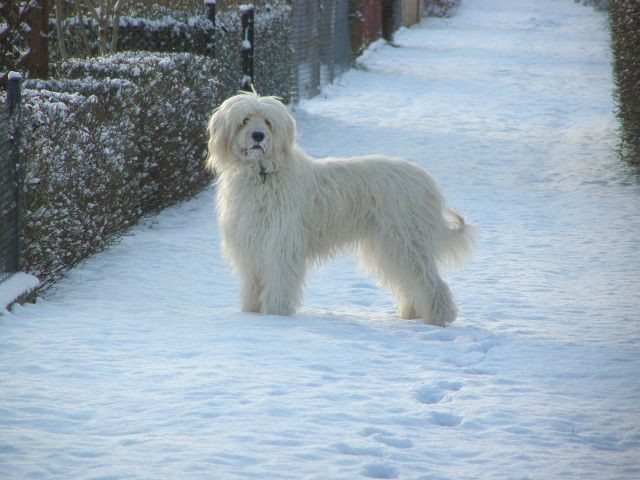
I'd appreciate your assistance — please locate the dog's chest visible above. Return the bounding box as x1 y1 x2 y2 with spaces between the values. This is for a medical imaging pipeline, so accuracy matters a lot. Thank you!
220 176 303 238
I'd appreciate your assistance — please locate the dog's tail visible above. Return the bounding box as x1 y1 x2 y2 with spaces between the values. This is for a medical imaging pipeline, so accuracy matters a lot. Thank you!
437 209 477 270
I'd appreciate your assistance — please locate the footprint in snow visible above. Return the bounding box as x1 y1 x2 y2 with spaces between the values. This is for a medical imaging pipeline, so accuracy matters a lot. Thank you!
444 350 486 368
373 434 413 449
429 411 463 427
334 442 384 458
414 385 446 405
439 380 463 391
415 380 463 405
362 463 399 479
359 427 390 437
421 330 457 342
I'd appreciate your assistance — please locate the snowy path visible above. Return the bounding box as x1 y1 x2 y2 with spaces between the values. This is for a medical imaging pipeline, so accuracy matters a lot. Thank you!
2 1 639 479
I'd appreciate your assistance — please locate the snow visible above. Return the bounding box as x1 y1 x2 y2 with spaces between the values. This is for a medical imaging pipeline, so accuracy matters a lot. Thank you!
8 71 22 81
1 1 639 479
0 273 39 309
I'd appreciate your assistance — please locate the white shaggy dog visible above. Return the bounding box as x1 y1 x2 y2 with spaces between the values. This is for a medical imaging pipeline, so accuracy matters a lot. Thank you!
206 92 475 326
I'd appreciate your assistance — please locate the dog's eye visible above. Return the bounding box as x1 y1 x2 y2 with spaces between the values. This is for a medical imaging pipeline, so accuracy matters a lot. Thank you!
242 117 250 126
265 119 272 129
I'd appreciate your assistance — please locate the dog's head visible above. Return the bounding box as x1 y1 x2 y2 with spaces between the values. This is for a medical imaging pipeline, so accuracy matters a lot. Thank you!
206 91 296 175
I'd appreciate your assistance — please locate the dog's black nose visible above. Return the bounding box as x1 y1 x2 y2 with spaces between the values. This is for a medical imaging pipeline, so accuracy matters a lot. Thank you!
252 131 265 142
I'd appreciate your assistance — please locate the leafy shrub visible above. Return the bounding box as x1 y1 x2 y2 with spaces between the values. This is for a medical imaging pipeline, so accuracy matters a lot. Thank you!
48 15 216 61
52 53 220 208
609 0 640 164
21 53 220 288
20 80 141 284
12 1 293 290
47 2 292 99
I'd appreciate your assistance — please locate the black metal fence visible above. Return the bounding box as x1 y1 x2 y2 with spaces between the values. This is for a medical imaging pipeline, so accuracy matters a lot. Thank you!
0 75 22 281
241 6 255 91
290 0 351 102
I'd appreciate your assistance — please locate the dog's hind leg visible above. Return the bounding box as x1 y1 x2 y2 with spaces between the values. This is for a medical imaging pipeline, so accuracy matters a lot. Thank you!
411 262 457 327
359 236 421 320
391 267 456 326
361 235 457 326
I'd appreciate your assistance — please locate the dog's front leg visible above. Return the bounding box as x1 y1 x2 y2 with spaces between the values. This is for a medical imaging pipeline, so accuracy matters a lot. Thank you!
258 251 306 316
239 272 262 313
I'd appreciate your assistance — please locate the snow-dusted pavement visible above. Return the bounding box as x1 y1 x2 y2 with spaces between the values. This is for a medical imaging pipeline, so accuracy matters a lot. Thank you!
2 1 639 478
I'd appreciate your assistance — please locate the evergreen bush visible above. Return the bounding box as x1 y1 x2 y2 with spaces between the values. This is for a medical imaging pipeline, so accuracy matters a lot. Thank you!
17 2 292 290
609 0 640 164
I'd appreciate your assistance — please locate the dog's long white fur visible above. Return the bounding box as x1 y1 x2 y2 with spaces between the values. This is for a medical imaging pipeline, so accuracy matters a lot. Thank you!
206 92 475 326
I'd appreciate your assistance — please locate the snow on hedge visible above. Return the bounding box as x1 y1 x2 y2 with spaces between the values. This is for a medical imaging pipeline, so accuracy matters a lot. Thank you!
0 272 39 309
18 2 291 291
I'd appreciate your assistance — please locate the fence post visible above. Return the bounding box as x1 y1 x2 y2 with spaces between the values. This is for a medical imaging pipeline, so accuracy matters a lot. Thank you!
28 0 49 80
9 72 23 273
1 73 23 276
7 74 22 117
0 73 39 303
241 5 255 91
205 0 216 27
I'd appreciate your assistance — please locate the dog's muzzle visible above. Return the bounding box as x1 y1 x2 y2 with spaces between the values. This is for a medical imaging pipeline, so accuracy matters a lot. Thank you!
252 131 265 143
250 131 267 153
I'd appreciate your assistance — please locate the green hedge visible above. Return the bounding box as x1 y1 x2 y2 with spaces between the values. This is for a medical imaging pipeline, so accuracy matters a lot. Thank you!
18 2 292 291
21 53 219 288
610 0 640 164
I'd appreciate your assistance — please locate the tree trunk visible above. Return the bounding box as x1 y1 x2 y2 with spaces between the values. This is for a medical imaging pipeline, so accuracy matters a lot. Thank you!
54 0 68 60
111 0 122 53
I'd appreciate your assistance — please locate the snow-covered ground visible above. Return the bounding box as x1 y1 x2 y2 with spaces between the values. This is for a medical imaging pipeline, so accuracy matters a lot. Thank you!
2 0 639 478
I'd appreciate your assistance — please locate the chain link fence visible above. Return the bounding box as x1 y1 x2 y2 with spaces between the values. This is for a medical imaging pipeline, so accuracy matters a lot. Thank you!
0 77 22 282
290 0 351 102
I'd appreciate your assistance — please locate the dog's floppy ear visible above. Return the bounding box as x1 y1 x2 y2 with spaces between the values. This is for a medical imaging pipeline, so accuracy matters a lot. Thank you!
207 95 249 174
205 104 230 174
261 96 297 160
280 104 297 159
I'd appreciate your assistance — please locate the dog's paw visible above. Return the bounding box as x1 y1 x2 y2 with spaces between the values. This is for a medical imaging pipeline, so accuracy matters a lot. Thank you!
398 304 419 320
260 303 296 317
425 305 457 327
